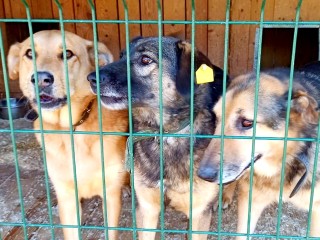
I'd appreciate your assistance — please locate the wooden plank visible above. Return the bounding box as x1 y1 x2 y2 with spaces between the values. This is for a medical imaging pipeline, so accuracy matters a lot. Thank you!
300 0 320 21
207 0 227 70
118 0 141 51
31 0 53 18
229 0 252 76
2 0 12 18
163 0 185 40
274 0 298 21
4 0 27 18
73 0 93 40
247 0 275 71
186 0 208 55
96 0 120 60
140 0 158 37
52 0 76 33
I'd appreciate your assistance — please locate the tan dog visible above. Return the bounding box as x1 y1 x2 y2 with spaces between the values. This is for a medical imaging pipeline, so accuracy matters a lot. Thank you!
198 66 320 239
7 30 129 240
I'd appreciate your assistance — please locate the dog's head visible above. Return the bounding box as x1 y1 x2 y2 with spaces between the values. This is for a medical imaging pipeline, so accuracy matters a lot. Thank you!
7 30 113 111
87 36 226 110
197 70 319 185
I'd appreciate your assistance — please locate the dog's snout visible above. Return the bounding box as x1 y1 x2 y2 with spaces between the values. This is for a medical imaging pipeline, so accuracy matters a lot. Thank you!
87 71 108 86
197 159 219 182
31 72 54 88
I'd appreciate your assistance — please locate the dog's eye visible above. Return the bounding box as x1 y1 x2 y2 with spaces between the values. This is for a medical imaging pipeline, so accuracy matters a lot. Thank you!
25 49 33 59
60 50 74 60
241 119 253 129
141 55 153 65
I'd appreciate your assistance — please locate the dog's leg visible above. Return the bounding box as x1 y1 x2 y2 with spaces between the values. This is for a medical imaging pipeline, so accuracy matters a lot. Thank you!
236 186 270 240
135 185 160 240
189 206 212 240
55 186 82 240
214 181 237 210
102 186 122 240
310 203 320 237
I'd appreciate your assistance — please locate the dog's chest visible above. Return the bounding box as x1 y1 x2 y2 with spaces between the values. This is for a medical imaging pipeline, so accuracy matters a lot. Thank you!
134 133 211 189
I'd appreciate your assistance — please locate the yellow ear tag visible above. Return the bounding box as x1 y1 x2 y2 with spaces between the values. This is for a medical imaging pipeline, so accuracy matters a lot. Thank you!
196 64 214 84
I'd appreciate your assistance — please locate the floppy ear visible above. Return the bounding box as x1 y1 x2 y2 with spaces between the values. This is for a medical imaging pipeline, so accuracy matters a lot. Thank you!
88 41 114 67
7 42 21 80
175 41 193 99
175 41 219 100
291 89 318 125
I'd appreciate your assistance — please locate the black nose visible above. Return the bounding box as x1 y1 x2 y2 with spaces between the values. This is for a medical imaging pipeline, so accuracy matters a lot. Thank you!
197 160 218 182
31 72 54 88
87 71 108 86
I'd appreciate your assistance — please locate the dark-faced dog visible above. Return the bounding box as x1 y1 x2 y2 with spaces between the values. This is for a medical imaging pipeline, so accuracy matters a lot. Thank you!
88 37 229 239
198 62 320 239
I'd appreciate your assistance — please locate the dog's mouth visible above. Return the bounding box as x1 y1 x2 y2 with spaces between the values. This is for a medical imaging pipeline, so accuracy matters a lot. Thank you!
100 95 128 110
33 93 67 109
222 153 263 185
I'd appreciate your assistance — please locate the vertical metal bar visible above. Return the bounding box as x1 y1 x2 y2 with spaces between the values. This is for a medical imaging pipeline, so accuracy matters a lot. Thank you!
0 25 28 240
20 1 57 238
188 0 195 239
275 0 303 239
217 0 231 239
87 1 110 239
305 111 320 238
156 0 165 239
51 1 82 238
121 1 137 239
245 1 266 239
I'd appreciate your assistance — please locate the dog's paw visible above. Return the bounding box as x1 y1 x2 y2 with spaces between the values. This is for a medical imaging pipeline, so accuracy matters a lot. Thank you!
213 194 233 211
122 186 131 198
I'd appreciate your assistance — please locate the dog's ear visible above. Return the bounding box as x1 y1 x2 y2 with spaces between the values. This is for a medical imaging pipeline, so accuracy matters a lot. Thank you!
176 41 218 100
175 41 193 99
7 42 21 80
291 89 318 125
87 41 114 67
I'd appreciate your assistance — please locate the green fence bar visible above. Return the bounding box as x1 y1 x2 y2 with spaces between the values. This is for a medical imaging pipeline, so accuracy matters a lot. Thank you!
121 1 137 239
51 1 83 238
245 1 266 239
0 25 28 240
217 0 231 239
156 0 165 239
188 0 196 239
275 1 303 239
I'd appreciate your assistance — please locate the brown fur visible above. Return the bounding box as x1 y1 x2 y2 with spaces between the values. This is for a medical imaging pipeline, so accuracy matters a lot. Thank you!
199 70 320 239
7 30 129 240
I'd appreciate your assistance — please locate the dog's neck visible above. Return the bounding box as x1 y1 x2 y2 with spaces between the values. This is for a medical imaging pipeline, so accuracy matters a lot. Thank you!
38 96 96 129
132 105 201 133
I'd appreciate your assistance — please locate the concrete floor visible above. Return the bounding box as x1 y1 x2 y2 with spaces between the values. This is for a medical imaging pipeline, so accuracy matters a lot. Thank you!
0 119 311 240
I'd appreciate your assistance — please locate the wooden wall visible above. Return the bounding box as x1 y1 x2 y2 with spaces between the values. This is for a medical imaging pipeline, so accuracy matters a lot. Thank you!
0 0 319 96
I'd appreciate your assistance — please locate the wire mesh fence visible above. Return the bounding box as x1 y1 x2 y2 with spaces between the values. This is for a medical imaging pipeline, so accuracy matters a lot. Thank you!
0 0 319 239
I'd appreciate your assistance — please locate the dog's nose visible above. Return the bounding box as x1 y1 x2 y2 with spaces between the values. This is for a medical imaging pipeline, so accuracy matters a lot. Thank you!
87 71 108 86
197 159 219 182
31 72 54 88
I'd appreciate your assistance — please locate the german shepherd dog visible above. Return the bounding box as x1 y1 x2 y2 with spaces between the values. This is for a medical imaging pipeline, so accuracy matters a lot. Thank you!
88 36 229 239
7 30 129 240
198 62 320 239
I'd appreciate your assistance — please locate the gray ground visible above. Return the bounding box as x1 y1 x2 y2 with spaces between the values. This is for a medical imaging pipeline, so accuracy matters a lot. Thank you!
0 119 311 240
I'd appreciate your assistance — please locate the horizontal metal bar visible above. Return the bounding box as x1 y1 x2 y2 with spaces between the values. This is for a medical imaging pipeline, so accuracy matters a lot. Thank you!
0 128 318 142
0 18 320 25
1 222 318 239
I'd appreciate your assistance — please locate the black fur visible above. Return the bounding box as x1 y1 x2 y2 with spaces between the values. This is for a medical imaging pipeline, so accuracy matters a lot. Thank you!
88 36 229 194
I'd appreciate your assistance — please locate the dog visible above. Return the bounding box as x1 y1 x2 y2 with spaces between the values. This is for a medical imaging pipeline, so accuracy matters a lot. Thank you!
87 36 230 240
7 30 129 240
197 63 320 239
